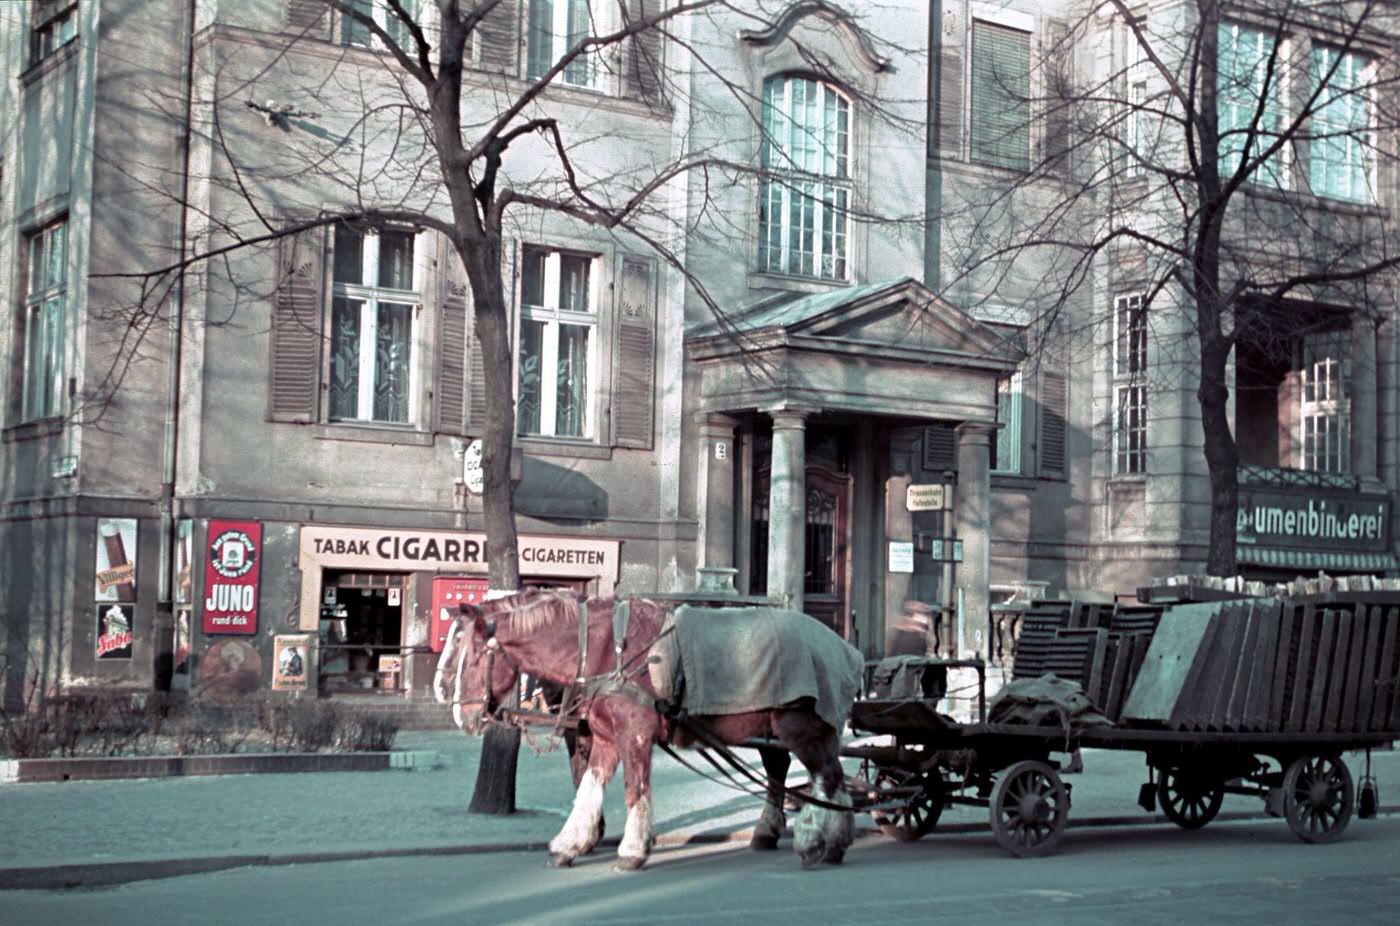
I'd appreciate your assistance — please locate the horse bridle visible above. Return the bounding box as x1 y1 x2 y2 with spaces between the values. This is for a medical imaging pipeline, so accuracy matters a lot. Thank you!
454 618 520 722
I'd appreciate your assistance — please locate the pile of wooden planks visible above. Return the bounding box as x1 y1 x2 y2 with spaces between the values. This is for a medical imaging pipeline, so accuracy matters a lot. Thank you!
1119 598 1400 734
1010 601 1164 721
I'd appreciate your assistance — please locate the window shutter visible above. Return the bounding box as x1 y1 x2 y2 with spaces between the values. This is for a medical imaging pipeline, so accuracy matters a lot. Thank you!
937 4 964 158
434 236 469 436
478 0 520 75
923 424 958 472
268 222 327 423
1040 19 1072 173
625 0 664 104
612 254 657 449
1038 369 1068 476
287 0 332 40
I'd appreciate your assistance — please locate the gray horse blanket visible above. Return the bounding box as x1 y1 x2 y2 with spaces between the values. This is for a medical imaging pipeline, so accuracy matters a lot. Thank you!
648 606 864 733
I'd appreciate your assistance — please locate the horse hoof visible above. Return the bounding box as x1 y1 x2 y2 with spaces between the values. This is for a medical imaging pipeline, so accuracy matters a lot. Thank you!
549 853 575 868
612 856 647 872
822 848 846 865
799 847 825 870
749 834 780 851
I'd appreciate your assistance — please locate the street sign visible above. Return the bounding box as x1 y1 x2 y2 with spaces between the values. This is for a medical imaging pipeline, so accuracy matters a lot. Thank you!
906 484 946 511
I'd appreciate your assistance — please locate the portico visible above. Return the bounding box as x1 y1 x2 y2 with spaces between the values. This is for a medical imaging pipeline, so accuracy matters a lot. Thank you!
685 279 1022 656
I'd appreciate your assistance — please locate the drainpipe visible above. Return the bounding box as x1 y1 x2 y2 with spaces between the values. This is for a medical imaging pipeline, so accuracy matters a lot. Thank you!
924 0 944 291
157 0 198 687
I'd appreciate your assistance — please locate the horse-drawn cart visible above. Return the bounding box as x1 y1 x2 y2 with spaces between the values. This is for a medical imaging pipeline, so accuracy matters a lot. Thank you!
843 594 1400 857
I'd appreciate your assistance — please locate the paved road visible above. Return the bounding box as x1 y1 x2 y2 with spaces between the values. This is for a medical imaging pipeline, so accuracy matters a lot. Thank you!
3 816 1399 925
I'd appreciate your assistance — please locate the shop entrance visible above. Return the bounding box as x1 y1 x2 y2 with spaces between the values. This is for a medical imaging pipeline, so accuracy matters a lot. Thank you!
320 571 407 692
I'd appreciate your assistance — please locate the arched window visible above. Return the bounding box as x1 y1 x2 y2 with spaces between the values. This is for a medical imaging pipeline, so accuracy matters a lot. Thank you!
758 76 851 281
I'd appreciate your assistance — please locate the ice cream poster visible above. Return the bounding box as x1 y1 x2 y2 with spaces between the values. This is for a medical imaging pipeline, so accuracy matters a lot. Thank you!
95 518 138 602
95 603 135 659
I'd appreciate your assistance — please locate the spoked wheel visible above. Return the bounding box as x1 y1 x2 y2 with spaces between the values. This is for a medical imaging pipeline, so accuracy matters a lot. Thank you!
1157 766 1225 830
990 760 1069 857
1282 755 1354 844
871 769 945 842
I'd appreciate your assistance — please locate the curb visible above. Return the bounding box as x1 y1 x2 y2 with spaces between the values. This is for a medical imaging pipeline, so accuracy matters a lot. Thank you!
4 806 1395 891
0 750 443 784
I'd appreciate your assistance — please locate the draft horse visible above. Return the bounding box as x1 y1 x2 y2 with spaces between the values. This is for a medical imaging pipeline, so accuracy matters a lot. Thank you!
434 589 855 871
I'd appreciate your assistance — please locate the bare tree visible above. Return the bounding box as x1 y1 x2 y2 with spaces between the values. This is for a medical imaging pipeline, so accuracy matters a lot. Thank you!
943 0 1400 576
95 0 920 812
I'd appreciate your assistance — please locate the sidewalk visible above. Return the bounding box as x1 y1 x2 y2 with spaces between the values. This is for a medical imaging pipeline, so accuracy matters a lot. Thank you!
2 731 1396 889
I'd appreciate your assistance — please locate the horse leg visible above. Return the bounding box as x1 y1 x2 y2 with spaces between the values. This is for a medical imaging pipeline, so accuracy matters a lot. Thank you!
750 746 790 850
549 738 618 868
564 728 604 850
777 713 853 868
613 732 656 872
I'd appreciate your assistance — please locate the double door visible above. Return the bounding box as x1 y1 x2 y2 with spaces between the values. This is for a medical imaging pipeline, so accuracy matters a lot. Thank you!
751 465 852 637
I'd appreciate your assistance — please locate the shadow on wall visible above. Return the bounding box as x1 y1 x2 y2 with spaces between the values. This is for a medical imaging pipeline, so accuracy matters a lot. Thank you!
512 456 610 522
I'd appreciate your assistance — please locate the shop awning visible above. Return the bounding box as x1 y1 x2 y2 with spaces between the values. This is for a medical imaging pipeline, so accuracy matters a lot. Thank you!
1236 545 1399 573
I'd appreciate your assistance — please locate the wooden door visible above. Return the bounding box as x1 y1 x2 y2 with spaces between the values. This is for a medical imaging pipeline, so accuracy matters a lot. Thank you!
751 465 853 638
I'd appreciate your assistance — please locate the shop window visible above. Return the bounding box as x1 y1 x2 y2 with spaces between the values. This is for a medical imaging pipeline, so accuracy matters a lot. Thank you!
1309 45 1374 203
21 219 69 422
1112 294 1147 474
29 1 78 67
1217 21 1288 188
758 75 851 281
992 372 1022 473
518 246 597 439
970 19 1030 170
1299 332 1350 473
330 225 420 425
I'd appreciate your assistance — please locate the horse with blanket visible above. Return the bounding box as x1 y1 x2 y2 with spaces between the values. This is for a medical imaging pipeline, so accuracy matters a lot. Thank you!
434 589 863 871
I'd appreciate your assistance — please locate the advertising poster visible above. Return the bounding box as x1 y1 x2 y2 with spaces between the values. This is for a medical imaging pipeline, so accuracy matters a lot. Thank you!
203 520 263 635
95 603 135 659
95 518 138 602
175 519 193 606
174 608 191 674
273 634 314 691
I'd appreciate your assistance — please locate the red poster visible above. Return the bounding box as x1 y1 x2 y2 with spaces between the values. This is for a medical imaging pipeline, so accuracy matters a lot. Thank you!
430 576 489 652
202 520 262 635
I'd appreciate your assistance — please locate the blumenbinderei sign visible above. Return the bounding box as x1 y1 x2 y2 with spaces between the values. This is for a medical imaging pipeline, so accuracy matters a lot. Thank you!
1236 486 1391 552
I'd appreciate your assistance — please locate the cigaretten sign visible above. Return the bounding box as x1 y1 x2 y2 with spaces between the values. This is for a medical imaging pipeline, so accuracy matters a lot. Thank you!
203 520 262 635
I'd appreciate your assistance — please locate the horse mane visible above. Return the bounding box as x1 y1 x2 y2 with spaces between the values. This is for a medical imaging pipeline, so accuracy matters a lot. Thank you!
487 589 595 637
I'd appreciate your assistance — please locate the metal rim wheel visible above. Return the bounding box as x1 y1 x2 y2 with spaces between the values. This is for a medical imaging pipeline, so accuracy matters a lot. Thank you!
1282 755 1353 844
871 769 945 842
990 760 1069 858
1157 766 1224 830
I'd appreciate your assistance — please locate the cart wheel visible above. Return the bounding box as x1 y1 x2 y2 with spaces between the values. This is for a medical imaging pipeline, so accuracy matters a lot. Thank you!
1282 755 1353 844
871 769 945 842
1157 766 1224 830
990 760 1069 858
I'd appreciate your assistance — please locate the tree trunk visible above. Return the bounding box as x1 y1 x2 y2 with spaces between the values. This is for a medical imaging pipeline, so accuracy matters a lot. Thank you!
468 724 520 815
1199 335 1239 576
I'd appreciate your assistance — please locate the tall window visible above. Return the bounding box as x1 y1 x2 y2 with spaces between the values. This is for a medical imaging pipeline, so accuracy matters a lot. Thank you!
340 0 420 51
29 1 77 66
518 247 597 438
1217 22 1287 187
22 221 69 421
1299 332 1350 472
1112 294 1147 474
970 20 1030 170
1310 46 1374 203
758 75 851 281
330 226 419 425
992 372 1023 474
1122 18 1150 175
526 0 606 88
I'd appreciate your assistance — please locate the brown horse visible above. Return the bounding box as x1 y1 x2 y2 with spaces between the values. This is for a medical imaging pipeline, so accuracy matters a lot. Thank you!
433 589 857 871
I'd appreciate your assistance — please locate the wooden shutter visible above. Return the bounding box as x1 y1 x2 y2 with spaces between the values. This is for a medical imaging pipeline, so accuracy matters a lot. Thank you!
477 0 520 75
923 424 958 472
1038 369 1068 476
936 3 965 159
434 235 469 436
612 254 657 449
287 0 332 40
268 223 327 423
625 0 664 104
1040 19 1072 173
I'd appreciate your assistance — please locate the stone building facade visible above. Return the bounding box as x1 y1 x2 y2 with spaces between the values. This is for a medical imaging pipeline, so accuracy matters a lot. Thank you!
2 0 1397 707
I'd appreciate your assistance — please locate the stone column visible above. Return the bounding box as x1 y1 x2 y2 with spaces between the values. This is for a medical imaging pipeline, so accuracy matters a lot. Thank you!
696 413 739 570
767 408 808 610
1352 319 1379 484
954 422 995 658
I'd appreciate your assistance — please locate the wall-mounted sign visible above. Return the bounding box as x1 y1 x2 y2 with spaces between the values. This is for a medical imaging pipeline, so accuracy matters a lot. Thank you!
95 603 134 659
1236 487 1391 552
906 484 946 512
463 439 484 495
929 539 964 563
203 520 263 635
888 541 915 574
95 518 138 603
